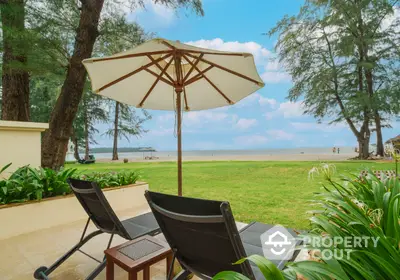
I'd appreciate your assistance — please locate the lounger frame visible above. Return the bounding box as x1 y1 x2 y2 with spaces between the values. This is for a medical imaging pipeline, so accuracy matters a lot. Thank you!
34 179 159 280
145 191 255 280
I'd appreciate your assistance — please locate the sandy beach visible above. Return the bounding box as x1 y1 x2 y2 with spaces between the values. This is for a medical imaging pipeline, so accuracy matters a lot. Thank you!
96 152 358 163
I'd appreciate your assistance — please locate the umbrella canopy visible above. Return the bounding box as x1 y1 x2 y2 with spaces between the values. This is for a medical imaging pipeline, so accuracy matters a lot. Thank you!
83 38 265 195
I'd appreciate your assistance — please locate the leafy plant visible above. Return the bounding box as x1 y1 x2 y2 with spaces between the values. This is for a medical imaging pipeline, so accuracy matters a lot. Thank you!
214 172 400 280
0 163 12 176
213 255 288 280
0 165 140 205
1 165 44 204
290 173 400 279
80 170 140 188
29 167 77 197
0 165 77 204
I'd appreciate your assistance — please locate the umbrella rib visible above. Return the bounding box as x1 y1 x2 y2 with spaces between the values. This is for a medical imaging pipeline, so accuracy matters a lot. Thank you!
185 53 264 86
138 57 174 107
182 50 247 56
183 54 203 82
144 68 174 86
161 40 177 50
157 39 245 56
87 50 172 63
146 55 175 83
182 54 233 105
96 53 172 93
184 65 213 86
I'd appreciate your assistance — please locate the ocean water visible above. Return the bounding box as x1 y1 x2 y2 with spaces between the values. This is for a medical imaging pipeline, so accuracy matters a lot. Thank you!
81 146 356 160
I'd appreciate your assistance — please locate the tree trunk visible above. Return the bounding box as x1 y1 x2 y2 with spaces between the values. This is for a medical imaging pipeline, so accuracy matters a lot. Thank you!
41 0 105 169
112 102 119 161
374 110 384 157
358 137 370 159
0 0 30 121
358 115 371 159
365 65 383 157
84 108 89 160
71 129 81 161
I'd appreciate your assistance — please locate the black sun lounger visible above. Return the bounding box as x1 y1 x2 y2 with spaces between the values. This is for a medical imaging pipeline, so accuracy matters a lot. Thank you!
145 191 302 280
34 179 160 280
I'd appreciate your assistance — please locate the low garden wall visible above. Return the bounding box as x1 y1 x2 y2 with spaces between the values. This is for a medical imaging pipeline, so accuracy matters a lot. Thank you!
0 121 48 178
0 182 149 240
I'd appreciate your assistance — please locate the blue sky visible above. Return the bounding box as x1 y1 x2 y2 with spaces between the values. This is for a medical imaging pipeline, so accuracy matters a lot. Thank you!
94 0 398 151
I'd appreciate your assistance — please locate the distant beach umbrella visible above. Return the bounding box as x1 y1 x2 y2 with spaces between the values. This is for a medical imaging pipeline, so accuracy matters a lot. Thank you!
83 38 264 196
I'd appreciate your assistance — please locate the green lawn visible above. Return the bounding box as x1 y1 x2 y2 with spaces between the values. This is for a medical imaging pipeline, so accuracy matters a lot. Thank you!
67 160 395 229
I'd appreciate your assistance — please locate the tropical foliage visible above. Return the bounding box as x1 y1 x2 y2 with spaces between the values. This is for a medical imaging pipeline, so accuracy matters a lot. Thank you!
0 0 204 169
80 170 140 188
0 163 140 205
269 0 400 158
0 164 77 204
213 169 400 280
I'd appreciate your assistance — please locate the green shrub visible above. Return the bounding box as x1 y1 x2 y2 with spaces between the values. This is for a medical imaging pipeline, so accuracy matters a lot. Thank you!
213 171 400 280
79 170 139 188
283 172 400 279
0 164 140 205
0 164 77 204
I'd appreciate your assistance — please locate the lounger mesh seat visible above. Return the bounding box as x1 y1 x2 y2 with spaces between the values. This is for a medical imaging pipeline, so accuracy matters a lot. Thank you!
34 179 160 280
145 191 301 280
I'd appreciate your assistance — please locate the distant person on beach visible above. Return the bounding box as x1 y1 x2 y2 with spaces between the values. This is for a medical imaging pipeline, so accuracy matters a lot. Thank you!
337 147 340 154
333 147 336 154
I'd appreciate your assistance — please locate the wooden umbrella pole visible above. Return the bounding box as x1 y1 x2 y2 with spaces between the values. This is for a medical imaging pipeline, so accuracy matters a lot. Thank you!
175 53 183 196
176 89 182 196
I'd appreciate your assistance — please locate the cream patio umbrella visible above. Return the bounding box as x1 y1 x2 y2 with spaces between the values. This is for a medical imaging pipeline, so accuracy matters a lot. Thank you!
83 38 264 196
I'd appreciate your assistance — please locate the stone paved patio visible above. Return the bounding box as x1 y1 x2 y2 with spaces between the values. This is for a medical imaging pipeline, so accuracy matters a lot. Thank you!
0 206 170 280
0 202 307 279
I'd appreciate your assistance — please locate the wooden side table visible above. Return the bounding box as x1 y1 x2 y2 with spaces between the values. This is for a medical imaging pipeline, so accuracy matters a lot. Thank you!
104 235 173 280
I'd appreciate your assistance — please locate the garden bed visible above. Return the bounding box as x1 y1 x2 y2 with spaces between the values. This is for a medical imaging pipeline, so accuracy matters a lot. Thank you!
0 164 141 205
0 181 149 240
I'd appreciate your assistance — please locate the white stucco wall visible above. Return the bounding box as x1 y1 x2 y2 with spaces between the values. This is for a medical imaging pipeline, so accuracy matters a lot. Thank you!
0 121 48 178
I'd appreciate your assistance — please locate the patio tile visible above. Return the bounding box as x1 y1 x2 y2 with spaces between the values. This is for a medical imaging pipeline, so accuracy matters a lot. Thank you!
0 207 167 280
0 204 306 279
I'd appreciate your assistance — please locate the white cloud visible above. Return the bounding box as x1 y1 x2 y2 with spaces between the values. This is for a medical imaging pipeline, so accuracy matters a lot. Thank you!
261 71 291 83
265 60 280 71
235 118 258 130
147 127 174 136
278 101 305 118
184 110 237 127
259 96 277 108
186 38 292 84
157 109 236 129
291 121 347 132
264 112 275 120
234 134 269 146
185 38 271 65
234 93 277 108
127 0 175 26
381 7 400 32
266 129 294 141
265 101 305 120
234 93 261 108
260 56 291 84
157 113 175 123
